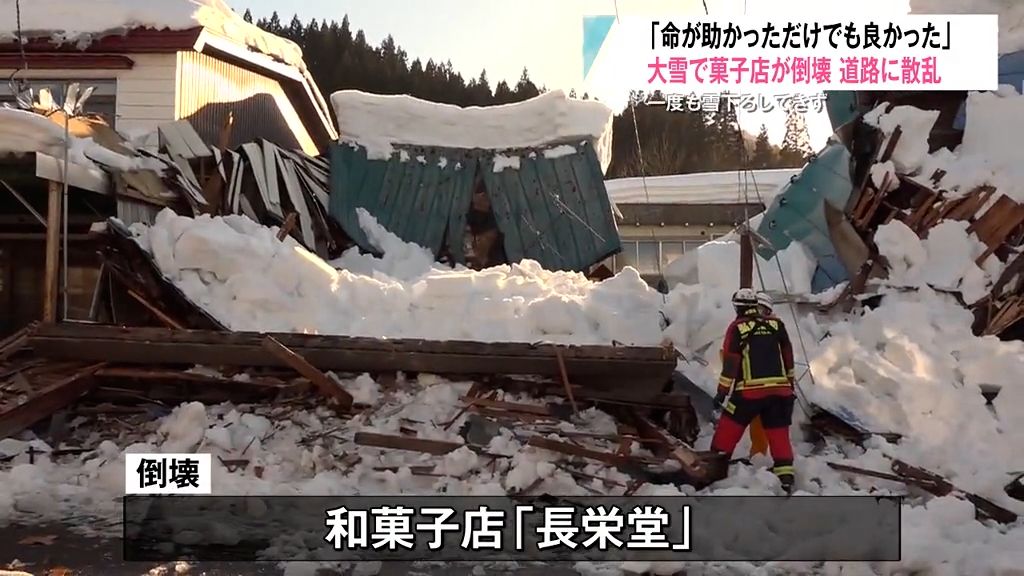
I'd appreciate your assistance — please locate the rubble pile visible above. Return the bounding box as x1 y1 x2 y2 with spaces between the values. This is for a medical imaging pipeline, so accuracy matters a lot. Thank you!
825 90 1024 339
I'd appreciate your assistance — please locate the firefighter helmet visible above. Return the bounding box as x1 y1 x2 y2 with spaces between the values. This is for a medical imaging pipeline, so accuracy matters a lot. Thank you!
732 288 757 308
756 291 773 312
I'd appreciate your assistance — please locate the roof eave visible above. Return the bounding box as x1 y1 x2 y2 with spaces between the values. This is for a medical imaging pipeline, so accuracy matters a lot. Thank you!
194 30 338 152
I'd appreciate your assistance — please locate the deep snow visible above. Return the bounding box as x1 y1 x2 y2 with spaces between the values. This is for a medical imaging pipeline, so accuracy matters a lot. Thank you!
129 208 666 346
604 169 800 206
330 90 615 173
89 202 1024 574
0 0 305 71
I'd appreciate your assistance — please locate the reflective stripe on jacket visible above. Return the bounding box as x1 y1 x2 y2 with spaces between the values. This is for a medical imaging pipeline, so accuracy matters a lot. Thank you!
718 308 795 392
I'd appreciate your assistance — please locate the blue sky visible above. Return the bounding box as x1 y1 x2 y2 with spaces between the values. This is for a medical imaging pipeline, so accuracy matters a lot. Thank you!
233 0 906 147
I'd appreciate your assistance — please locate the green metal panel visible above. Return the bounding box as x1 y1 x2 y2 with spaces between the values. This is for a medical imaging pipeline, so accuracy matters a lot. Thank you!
445 158 478 263
755 142 854 292
521 157 564 265
568 146 614 256
481 162 525 262
483 143 621 271
330 141 620 272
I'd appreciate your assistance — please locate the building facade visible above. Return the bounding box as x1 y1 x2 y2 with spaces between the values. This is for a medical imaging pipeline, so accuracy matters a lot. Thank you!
0 28 336 155
603 169 802 286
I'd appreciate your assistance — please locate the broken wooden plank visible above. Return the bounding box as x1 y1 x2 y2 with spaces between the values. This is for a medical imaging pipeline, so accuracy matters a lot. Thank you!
879 125 903 163
526 436 631 466
459 396 551 416
261 336 353 411
554 348 579 415
0 323 35 362
354 432 462 455
827 461 908 484
891 460 1018 525
444 388 495 431
126 289 186 330
632 413 707 479
470 406 559 424
276 213 298 241
0 362 105 440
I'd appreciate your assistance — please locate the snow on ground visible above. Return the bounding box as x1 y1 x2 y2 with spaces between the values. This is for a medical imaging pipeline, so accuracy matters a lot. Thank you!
5 189 1024 573
331 90 614 173
910 0 1024 54
604 169 800 206
128 208 665 346
0 0 305 71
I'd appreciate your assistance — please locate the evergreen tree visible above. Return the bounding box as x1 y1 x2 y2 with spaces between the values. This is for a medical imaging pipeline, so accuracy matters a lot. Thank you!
752 124 775 168
708 98 744 170
242 9 253 23
514 68 539 99
286 15 304 42
249 12 794 178
493 80 514 104
780 108 813 166
266 11 283 34
568 88 577 98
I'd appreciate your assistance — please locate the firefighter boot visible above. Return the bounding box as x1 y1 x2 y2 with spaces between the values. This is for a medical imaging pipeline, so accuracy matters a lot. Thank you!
779 472 795 494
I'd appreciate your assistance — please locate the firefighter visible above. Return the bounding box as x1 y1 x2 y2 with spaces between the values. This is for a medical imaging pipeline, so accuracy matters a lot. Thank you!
747 291 776 457
711 288 797 493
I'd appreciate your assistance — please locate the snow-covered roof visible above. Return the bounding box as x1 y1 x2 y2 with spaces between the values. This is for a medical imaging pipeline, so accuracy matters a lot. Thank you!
604 168 801 206
330 90 615 172
0 0 306 71
910 0 1024 55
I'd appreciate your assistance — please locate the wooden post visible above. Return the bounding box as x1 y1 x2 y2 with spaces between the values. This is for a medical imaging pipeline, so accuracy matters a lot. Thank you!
43 180 62 323
739 229 753 289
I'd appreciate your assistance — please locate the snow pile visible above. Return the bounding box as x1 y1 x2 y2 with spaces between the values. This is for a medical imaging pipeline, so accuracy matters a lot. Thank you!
0 108 160 173
910 0 1024 54
129 208 664 346
331 90 615 173
667 281 1024 506
0 0 305 71
874 220 1002 303
662 238 817 295
866 90 1024 204
604 169 801 206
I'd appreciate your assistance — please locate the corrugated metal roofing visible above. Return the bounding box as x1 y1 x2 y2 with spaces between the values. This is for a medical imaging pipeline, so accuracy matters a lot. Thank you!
329 140 621 272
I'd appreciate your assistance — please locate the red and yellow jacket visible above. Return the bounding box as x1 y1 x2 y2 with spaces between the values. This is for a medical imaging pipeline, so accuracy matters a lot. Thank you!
717 308 795 398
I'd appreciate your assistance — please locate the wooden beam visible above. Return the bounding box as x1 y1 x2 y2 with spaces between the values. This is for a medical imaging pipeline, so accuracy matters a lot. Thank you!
276 212 298 241
526 436 631 466
0 362 105 440
26 325 674 400
459 396 551 416
43 180 62 323
126 289 186 330
632 414 705 478
354 432 462 455
262 336 353 411
554 348 579 415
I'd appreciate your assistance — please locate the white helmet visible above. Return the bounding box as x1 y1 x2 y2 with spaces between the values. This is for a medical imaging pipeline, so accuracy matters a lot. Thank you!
757 291 773 311
732 288 757 308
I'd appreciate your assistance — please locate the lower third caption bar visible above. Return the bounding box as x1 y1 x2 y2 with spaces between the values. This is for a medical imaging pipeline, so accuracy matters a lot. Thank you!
123 495 901 562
